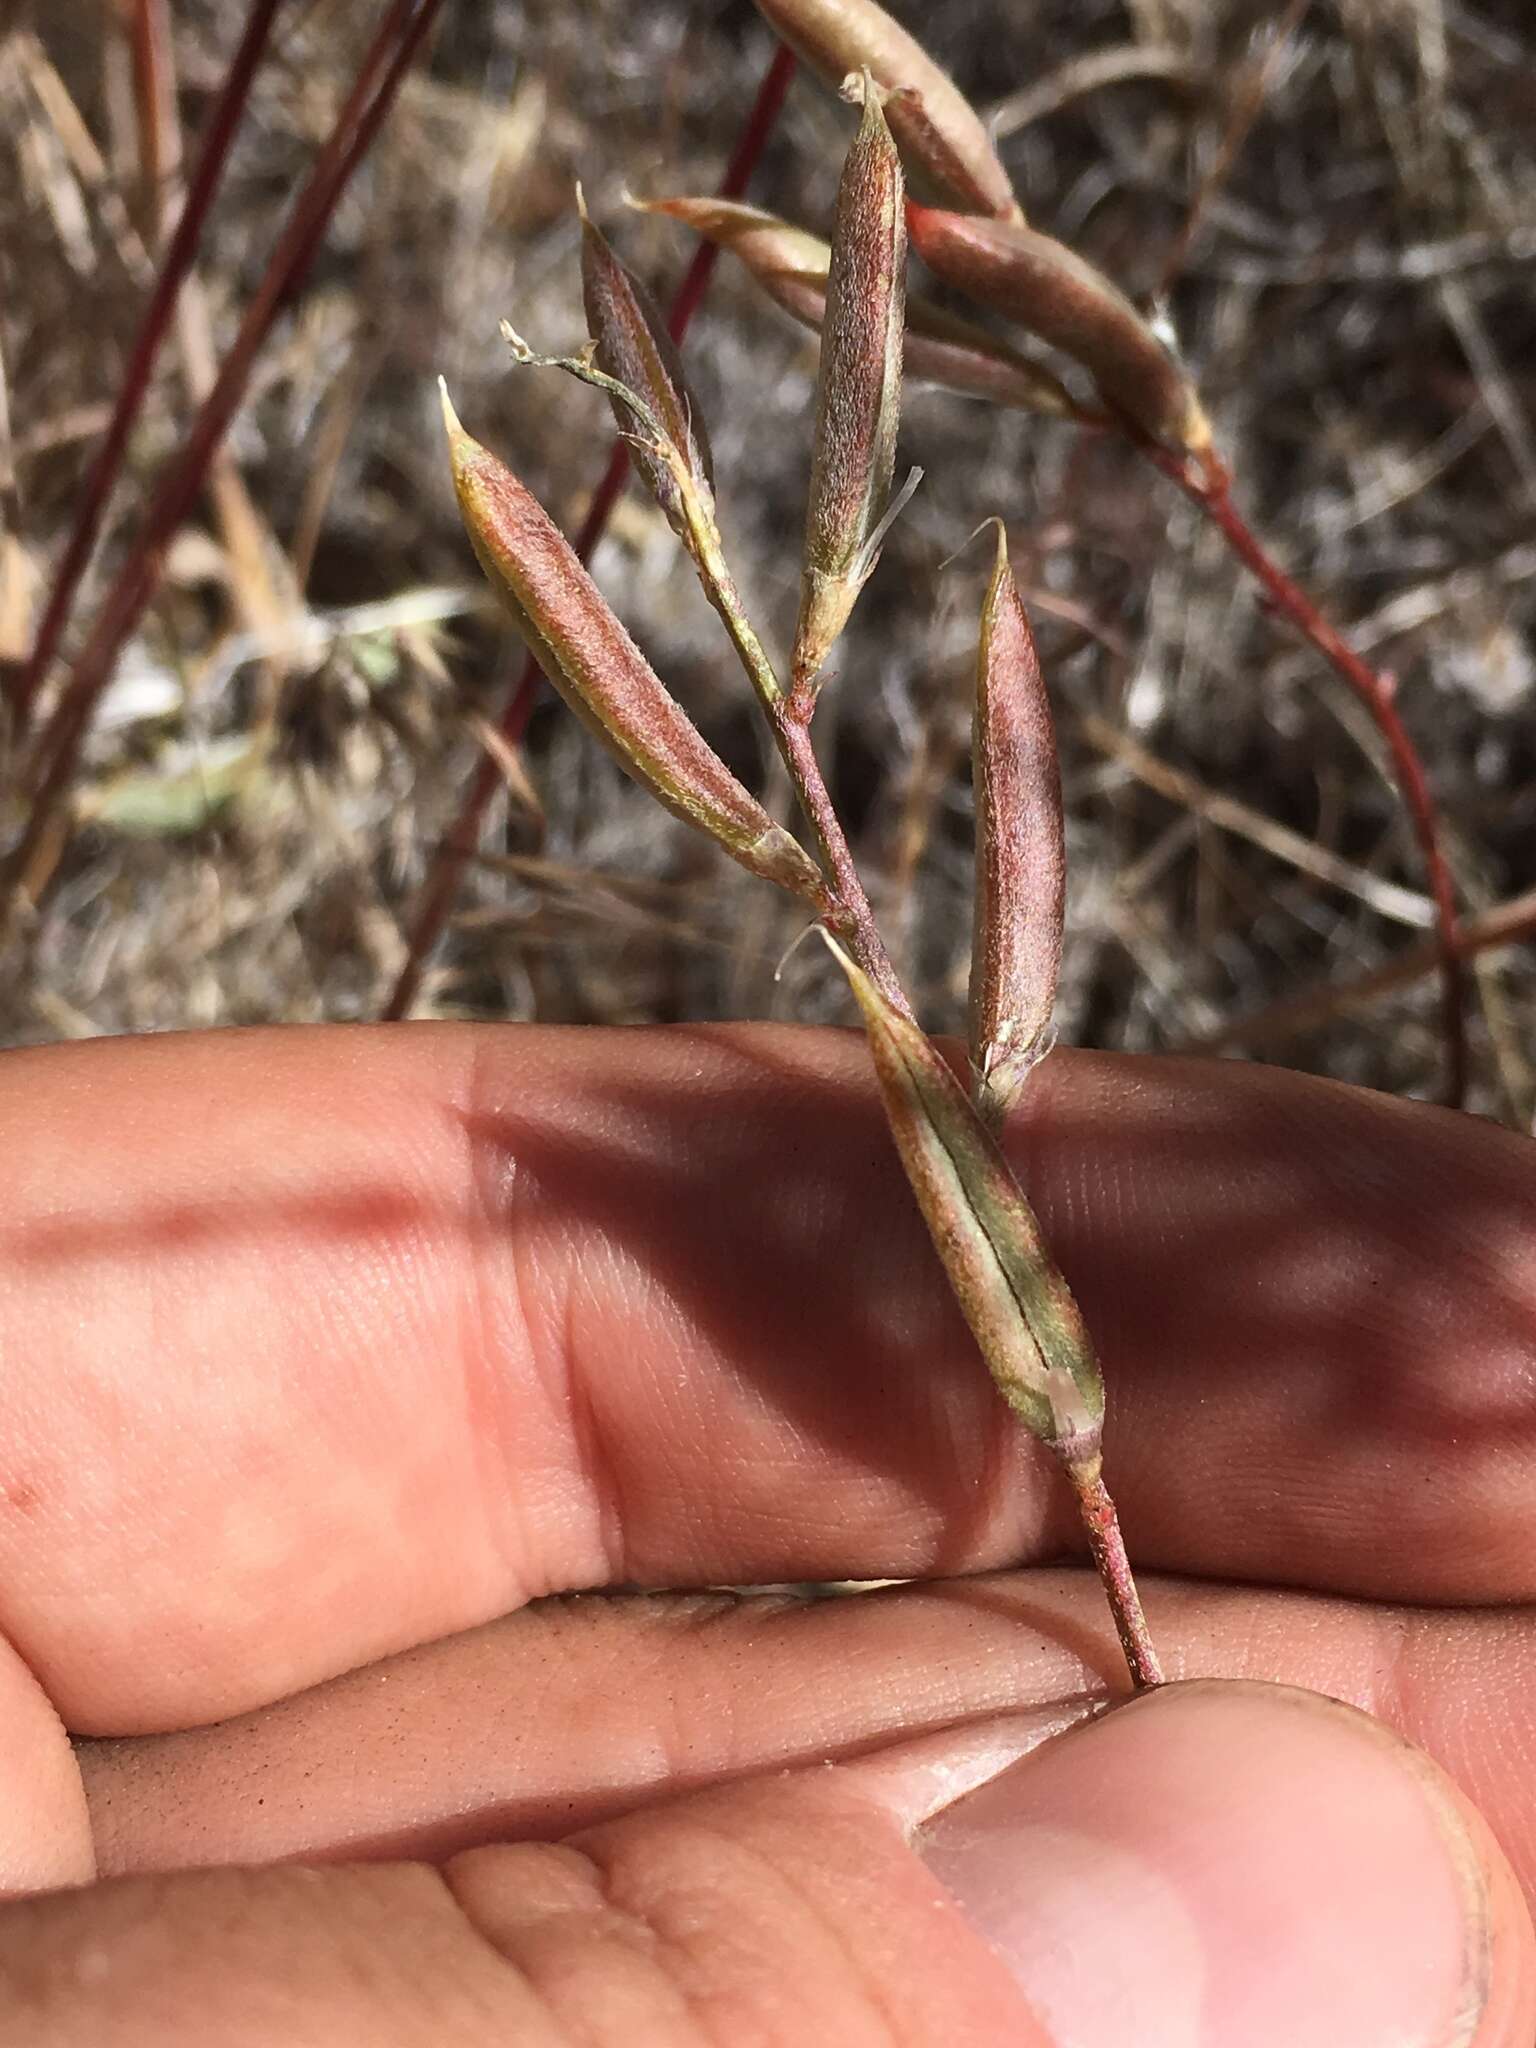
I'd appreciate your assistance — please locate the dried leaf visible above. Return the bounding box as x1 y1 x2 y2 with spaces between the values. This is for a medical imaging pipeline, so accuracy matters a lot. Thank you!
442 384 825 905
578 190 714 532
969 526 1064 1127
823 929 1103 1454
908 203 1211 453
753 0 1021 222
642 194 1080 419
794 80 908 696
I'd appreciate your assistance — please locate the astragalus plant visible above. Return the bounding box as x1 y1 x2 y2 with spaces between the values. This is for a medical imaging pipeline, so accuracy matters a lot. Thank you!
441 74 1163 1690
655 0 1466 1108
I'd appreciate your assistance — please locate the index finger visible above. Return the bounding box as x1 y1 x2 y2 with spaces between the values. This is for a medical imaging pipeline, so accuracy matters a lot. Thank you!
1 1021 1532 1736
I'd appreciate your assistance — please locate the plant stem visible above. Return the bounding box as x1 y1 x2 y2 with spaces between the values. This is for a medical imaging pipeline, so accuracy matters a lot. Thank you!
1140 440 1467 1107
771 700 909 1013
3 0 445 933
6 0 285 738
1060 1448 1163 1691
381 42 799 1021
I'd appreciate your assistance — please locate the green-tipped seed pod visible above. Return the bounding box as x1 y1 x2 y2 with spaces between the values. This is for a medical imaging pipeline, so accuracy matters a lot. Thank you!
823 929 1104 1457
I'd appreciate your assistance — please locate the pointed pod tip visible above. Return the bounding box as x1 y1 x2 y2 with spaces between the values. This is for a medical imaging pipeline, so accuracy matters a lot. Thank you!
814 922 850 969
984 516 1013 606
437 376 465 444
816 924 881 1019
574 178 590 222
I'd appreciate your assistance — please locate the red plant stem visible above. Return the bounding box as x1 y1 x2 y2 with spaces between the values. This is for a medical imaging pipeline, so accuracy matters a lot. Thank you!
1062 1450 1163 1692
6 0 285 736
1144 442 1467 1107
5 0 444 921
772 701 909 1012
382 41 799 1021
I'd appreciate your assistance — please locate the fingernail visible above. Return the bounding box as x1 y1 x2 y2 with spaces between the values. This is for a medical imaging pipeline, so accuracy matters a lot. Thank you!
917 1678 1529 2047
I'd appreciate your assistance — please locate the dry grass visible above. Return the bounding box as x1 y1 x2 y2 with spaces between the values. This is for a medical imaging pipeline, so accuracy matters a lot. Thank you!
1 0 1531 1114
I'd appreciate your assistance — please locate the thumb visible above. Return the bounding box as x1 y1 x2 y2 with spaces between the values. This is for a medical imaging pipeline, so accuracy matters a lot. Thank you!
4 1682 1532 2046
913 1678 1535 2046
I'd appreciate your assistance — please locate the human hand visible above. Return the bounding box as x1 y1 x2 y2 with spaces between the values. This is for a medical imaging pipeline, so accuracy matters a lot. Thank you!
1 1023 1532 2043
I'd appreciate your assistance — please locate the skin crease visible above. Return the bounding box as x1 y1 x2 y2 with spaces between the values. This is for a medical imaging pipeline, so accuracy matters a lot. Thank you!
1 1020 1535 2043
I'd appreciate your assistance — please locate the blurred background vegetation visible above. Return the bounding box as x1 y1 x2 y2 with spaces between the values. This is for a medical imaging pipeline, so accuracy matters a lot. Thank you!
1 0 1531 1115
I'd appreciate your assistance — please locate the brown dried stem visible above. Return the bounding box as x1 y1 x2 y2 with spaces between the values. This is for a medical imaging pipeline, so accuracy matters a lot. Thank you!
381 43 798 1020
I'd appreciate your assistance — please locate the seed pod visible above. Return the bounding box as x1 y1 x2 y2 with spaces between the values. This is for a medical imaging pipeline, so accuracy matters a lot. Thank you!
753 0 1021 222
902 296 1080 420
823 929 1103 1455
969 525 1064 1128
794 80 907 696
578 192 714 533
642 195 1079 419
908 202 1212 453
637 196 832 319
442 385 825 905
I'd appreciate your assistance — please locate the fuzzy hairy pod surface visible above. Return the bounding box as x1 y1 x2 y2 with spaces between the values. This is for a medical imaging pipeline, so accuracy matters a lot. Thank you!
643 195 1078 419
442 388 825 905
753 0 1021 222
969 527 1065 1128
908 203 1211 453
578 197 714 533
793 83 907 696
824 932 1104 1454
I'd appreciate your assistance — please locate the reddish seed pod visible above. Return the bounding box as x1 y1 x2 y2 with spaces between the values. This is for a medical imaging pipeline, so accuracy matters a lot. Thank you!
578 194 714 531
643 194 1080 419
908 201 1212 453
753 0 1022 222
969 525 1065 1127
793 80 907 695
442 387 826 905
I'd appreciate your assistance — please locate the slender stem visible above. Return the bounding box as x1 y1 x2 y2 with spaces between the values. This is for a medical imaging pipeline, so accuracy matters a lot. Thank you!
1060 1449 1163 1692
6 0 285 737
770 701 909 1013
3 0 444 930
1141 440 1467 1107
382 43 799 1021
